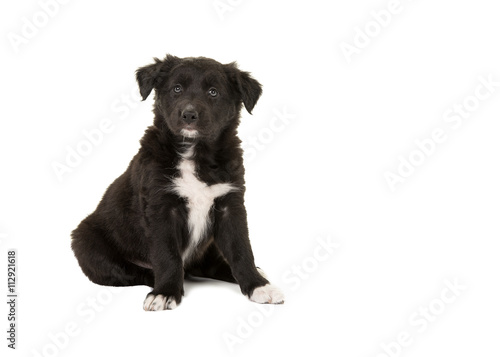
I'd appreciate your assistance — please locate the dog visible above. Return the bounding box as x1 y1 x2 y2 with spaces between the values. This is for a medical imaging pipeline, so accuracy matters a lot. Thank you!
71 54 284 310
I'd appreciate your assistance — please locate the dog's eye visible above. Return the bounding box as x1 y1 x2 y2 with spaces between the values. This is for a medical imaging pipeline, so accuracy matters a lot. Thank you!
173 85 182 93
208 88 218 97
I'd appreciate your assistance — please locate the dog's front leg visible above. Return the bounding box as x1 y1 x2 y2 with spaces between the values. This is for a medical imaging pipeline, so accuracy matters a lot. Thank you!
214 193 284 304
143 205 184 311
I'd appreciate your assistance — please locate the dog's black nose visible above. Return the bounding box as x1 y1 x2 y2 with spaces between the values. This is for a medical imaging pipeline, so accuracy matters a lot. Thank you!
182 110 198 124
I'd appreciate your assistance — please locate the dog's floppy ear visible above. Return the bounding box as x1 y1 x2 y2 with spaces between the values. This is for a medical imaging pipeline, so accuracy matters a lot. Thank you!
225 62 262 114
136 58 163 101
136 54 179 100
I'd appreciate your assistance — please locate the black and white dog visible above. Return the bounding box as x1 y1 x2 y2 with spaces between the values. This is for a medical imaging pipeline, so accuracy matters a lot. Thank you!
71 54 284 310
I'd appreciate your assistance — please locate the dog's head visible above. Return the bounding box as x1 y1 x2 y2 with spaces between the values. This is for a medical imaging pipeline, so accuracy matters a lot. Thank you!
136 55 262 141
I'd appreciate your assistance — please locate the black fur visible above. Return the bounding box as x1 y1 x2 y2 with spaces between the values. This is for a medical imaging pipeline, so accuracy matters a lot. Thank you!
71 55 269 308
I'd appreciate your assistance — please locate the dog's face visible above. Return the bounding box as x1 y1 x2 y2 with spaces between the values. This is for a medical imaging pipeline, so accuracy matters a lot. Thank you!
136 55 262 141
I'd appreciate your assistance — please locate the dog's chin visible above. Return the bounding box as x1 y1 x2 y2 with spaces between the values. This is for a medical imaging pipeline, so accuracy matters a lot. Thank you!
180 128 199 139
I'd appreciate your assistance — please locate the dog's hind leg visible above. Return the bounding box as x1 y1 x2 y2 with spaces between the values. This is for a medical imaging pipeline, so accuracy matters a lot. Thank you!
71 217 154 287
186 242 237 283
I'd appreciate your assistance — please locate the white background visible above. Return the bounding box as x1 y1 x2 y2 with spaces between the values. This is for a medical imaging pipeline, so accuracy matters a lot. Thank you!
1 0 500 356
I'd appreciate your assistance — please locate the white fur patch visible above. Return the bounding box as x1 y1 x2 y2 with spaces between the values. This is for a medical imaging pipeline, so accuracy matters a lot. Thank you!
180 128 199 138
143 294 177 311
172 146 235 263
250 268 285 304
249 284 285 304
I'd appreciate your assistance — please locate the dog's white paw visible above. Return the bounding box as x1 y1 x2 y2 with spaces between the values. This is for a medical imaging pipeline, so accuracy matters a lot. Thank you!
249 284 285 304
143 294 178 311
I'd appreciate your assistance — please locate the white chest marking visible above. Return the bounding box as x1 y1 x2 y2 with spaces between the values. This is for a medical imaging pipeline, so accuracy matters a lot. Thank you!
172 149 234 262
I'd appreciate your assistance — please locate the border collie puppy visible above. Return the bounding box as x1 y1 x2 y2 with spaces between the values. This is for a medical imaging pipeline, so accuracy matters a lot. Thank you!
71 54 284 310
